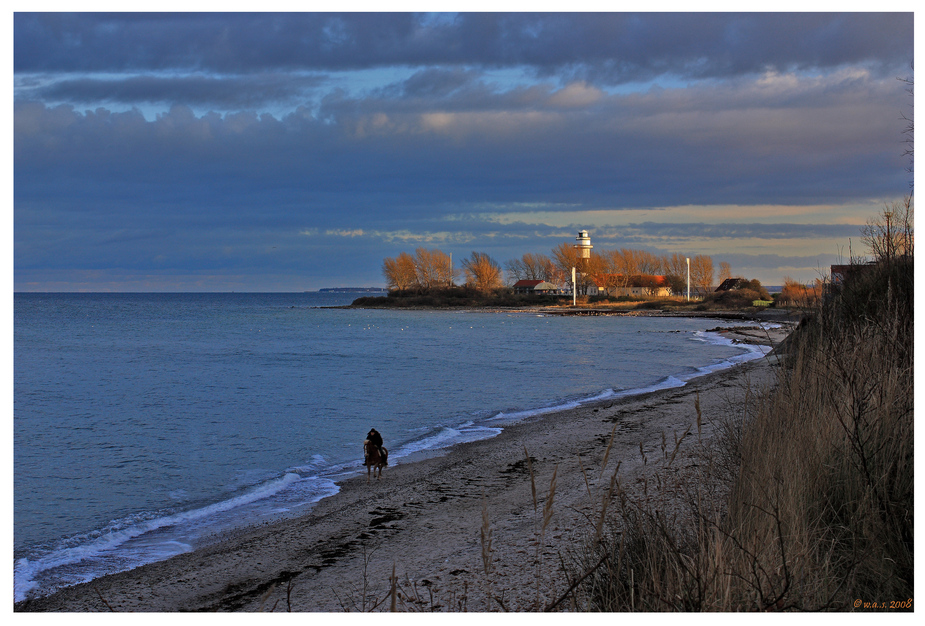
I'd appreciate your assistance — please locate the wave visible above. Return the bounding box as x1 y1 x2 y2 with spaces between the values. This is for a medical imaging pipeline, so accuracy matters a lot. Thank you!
381 423 505 462
14 472 339 602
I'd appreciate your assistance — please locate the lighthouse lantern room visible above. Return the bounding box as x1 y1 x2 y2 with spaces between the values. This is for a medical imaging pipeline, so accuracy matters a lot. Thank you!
575 230 593 259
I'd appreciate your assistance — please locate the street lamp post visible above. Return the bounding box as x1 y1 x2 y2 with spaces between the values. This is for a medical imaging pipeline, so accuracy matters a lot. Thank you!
686 257 690 301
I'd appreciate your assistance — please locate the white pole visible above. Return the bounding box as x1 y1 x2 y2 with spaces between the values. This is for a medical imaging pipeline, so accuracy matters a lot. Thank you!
572 267 576 306
686 257 690 301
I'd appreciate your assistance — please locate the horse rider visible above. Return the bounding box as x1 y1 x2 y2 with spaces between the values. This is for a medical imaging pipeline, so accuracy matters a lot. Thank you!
366 428 387 465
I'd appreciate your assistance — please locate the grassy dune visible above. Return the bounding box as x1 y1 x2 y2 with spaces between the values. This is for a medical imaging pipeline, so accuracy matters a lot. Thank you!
571 256 913 611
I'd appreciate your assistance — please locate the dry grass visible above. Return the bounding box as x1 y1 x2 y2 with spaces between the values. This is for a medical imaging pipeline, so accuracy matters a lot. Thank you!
571 256 913 611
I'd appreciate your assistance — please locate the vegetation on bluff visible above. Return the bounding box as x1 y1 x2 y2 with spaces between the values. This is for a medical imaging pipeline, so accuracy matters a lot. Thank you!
571 200 913 610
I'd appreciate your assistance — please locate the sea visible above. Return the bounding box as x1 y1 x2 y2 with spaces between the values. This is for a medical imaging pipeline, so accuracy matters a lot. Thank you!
13 292 774 602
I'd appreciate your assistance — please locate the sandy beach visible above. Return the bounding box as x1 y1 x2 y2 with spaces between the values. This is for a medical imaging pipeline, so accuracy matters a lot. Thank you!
16 323 793 612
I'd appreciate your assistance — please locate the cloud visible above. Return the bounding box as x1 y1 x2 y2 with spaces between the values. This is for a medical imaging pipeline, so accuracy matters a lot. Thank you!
597 222 865 241
393 67 482 99
315 228 478 245
13 13 913 290
324 229 366 237
20 72 327 109
14 58 907 225
14 13 912 80
548 82 604 108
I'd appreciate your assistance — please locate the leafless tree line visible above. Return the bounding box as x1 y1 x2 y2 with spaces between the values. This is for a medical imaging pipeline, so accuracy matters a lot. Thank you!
384 244 722 296
382 248 455 291
861 195 914 262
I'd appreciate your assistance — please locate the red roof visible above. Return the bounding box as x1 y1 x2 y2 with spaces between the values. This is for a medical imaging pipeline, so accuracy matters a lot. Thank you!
599 274 668 287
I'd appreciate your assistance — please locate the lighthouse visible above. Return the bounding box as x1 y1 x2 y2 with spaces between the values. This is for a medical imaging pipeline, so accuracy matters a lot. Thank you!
571 230 593 305
575 230 593 259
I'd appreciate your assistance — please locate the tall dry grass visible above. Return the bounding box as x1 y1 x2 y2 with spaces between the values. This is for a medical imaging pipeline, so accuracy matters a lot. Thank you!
574 255 913 611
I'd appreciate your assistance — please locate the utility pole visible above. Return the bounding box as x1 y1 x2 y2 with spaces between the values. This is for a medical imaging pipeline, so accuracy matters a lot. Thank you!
686 257 690 301
884 211 893 260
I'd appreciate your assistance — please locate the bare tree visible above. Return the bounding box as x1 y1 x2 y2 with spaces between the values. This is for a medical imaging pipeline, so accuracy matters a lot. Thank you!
661 252 688 278
462 252 504 292
592 248 665 294
689 254 715 296
660 252 689 295
413 247 456 290
600 249 629 291
636 250 662 275
551 241 582 276
861 196 914 262
552 242 597 294
505 253 557 283
779 276 821 307
434 250 457 287
617 248 640 277
582 252 611 294
900 71 913 188
382 251 417 291
504 257 527 283
718 261 732 284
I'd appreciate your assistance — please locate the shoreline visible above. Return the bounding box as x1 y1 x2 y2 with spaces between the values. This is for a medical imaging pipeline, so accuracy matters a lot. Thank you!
16 323 792 612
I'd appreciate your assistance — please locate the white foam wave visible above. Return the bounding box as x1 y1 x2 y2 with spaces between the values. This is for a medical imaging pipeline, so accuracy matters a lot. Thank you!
622 375 688 395
492 326 770 423
681 329 770 378
392 423 504 459
14 472 335 602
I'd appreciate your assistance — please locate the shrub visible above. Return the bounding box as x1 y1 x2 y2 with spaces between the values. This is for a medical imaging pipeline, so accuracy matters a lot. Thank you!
777 277 822 308
704 288 762 309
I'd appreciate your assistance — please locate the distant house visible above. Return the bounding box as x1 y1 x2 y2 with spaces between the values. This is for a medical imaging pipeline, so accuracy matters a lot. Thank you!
830 263 876 286
602 275 672 297
512 279 559 295
715 277 746 292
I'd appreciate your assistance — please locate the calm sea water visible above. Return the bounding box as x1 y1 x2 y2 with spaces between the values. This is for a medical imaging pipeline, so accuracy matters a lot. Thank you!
13 292 771 601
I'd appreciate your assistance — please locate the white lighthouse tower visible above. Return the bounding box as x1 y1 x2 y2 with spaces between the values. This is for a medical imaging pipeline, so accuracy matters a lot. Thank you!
571 230 593 305
575 230 593 259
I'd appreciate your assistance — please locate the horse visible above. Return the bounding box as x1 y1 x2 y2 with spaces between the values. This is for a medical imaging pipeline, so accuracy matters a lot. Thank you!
363 439 387 483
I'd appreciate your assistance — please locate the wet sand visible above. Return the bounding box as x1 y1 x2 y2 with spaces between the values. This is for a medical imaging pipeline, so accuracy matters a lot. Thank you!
16 324 792 612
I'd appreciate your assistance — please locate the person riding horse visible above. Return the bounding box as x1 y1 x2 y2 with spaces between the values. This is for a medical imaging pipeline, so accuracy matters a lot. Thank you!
366 428 387 466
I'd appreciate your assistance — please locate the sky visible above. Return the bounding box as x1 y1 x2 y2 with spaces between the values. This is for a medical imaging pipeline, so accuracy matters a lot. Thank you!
11 8 916 291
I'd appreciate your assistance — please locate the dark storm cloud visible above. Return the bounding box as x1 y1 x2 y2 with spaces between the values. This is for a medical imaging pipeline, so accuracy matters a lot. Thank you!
15 50 908 216
385 67 485 100
21 73 326 109
13 12 914 290
14 13 912 81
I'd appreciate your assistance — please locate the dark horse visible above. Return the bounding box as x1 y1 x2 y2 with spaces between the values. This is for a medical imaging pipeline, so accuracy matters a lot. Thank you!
363 439 387 483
